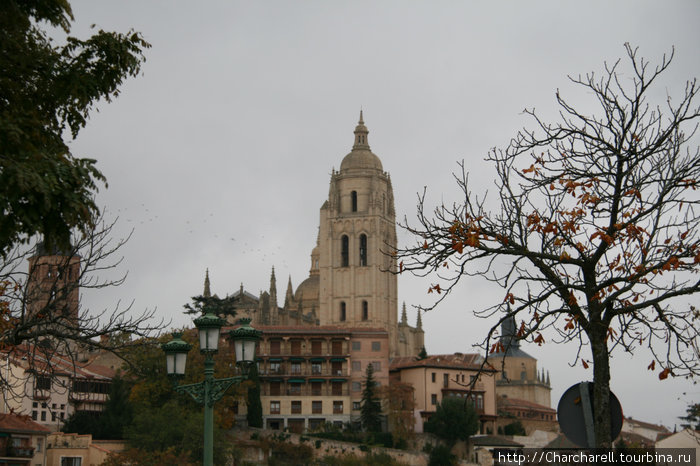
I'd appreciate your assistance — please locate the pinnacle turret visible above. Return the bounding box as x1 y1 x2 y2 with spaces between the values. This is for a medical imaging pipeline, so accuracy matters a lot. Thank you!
416 309 422 330
352 110 370 150
203 269 211 298
401 302 408 325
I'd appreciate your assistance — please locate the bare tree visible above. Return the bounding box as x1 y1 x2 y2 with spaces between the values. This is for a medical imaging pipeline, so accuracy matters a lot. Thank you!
396 44 700 447
0 214 165 407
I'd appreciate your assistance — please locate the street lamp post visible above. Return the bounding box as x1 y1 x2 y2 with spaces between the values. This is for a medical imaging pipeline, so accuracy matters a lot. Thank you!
162 316 261 466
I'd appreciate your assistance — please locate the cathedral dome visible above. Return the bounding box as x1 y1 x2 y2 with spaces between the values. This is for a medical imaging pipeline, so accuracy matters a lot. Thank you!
295 274 319 302
340 111 383 172
340 149 383 171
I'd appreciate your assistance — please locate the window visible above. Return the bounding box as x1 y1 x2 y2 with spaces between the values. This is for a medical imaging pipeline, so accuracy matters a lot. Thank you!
312 401 322 414
291 401 302 414
352 361 361 372
333 401 344 414
311 362 322 374
270 340 281 355
270 382 281 396
352 341 361 351
341 235 349 267
61 458 82 466
288 383 302 395
371 341 381 351
351 381 361 392
32 411 37 420
431 372 436 383
431 394 438 405
332 340 343 354
370 361 381 371
443 373 449 387
291 362 301 374
331 360 343 375
36 376 51 391
270 401 280 414
311 382 322 396
340 302 346 321
351 191 358 212
311 340 322 355
353 401 361 410
359 234 367 266
37 438 43 452
332 381 343 396
41 411 46 421
362 301 368 321
270 362 281 374
291 340 302 355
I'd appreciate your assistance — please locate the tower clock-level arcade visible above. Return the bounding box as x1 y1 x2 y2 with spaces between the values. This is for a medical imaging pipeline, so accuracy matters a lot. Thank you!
317 112 400 355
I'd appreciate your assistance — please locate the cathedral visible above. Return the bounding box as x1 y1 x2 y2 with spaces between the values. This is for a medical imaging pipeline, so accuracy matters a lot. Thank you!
210 112 424 359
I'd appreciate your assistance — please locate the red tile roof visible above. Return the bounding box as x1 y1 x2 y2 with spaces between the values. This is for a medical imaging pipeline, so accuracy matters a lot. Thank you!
390 353 495 372
497 396 556 413
0 413 50 434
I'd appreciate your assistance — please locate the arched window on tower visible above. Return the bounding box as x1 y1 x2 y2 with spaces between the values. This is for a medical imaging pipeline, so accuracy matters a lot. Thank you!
341 235 349 267
351 191 357 212
359 234 367 266
362 301 368 321
340 302 346 321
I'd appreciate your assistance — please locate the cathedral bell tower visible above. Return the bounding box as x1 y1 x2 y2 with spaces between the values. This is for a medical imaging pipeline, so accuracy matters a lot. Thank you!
318 112 399 355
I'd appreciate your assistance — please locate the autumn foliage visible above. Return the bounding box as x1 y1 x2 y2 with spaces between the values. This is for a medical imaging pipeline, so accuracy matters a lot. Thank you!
397 45 700 446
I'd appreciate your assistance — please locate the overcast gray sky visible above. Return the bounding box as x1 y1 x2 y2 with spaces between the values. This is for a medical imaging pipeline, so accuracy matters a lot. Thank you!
64 1 700 429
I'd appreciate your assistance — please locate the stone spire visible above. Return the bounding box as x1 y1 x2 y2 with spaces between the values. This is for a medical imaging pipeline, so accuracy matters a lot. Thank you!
546 370 550 386
401 302 408 325
269 266 277 305
284 275 294 308
416 309 422 330
203 269 211 298
352 110 370 150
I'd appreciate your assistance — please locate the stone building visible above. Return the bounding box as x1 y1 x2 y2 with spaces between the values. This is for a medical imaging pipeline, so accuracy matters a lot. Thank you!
207 113 424 431
389 353 498 435
210 113 424 359
238 325 390 432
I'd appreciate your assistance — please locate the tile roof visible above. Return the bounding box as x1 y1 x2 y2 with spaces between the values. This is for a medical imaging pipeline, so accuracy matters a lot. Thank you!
498 397 556 413
0 413 50 434
390 353 495 372
1 345 115 380
624 416 670 433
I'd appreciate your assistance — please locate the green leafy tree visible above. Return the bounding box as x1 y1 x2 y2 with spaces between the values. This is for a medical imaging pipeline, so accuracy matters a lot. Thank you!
503 420 527 436
0 0 150 256
246 362 263 428
424 397 479 447
679 402 700 430
417 346 428 360
428 444 456 466
397 45 700 447
360 363 382 432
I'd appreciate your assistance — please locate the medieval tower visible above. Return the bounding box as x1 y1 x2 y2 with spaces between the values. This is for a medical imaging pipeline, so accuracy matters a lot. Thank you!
318 112 399 354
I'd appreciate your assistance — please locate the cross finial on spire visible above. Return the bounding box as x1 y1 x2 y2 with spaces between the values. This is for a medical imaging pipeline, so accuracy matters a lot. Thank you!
203 268 211 298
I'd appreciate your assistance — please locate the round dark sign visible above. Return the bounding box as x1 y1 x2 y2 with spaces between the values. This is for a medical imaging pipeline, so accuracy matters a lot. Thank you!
557 382 623 447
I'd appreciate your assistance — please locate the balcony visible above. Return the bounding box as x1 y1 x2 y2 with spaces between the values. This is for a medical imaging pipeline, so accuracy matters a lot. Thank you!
262 386 349 397
258 367 349 378
69 391 109 403
0 446 35 458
